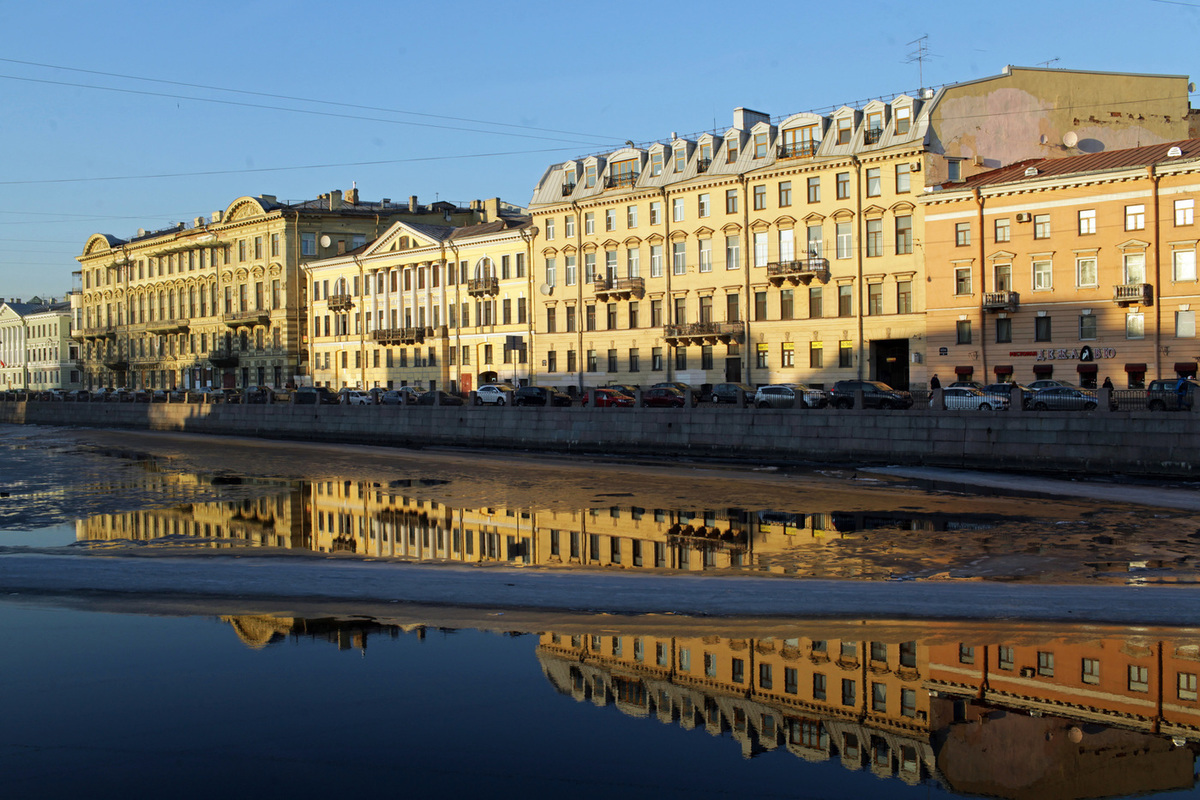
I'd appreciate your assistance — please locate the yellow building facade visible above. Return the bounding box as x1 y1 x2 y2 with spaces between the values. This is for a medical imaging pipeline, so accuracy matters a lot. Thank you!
923 140 1200 388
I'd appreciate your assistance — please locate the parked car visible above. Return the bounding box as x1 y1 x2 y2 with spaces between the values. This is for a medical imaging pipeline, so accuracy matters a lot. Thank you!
377 390 405 405
641 386 687 408
754 384 829 409
218 388 243 404
244 386 275 404
936 386 1009 410
829 380 914 410
709 383 755 405
1029 385 1100 411
395 386 426 405
981 382 1034 409
475 384 516 406
416 390 464 406
582 388 634 408
1026 379 1074 392
603 384 640 398
513 385 572 406
949 380 986 390
1146 378 1200 411
338 389 372 405
651 381 700 404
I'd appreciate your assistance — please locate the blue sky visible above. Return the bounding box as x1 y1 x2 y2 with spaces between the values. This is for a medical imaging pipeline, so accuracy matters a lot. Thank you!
2 0 1199 301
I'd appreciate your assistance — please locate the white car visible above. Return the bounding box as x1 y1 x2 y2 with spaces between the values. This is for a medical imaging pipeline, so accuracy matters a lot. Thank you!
475 384 515 406
339 390 372 405
935 386 1009 411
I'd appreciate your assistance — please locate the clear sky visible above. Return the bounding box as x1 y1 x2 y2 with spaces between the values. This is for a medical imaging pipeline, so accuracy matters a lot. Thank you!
2 0 1198 301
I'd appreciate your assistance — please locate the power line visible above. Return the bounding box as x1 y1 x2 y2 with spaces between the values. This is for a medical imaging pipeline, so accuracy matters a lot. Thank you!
0 57 624 144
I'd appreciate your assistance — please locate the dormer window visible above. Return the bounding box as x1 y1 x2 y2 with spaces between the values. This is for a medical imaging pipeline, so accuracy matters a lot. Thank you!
674 147 686 173
780 124 819 158
726 138 738 163
895 106 912 135
650 151 663 176
609 158 638 189
585 164 597 188
836 118 852 145
754 132 769 159
865 111 883 144
698 141 712 172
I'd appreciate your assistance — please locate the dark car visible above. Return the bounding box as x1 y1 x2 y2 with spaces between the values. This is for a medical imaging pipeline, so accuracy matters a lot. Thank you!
829 380 914 410
981 382 1034 409
651 381 700 404
641 386 687 408
416 390 465 406
513 386 572 406
582 388 634 408
603 384 639 398
1146 378 1200 411
709 382 755 404
1029 386 1100 411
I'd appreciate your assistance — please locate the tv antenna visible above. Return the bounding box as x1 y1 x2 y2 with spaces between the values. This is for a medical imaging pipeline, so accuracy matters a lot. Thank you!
905 35 934 90
1037 58 1060 68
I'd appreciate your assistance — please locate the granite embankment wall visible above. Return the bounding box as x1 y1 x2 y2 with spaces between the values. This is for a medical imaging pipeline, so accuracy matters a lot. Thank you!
1 401 1197 477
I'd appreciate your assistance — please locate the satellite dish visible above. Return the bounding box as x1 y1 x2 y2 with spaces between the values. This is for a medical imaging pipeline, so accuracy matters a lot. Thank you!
319 235 332 248
1063 131 1079 148
538 283 552 296
1190 82 1196 93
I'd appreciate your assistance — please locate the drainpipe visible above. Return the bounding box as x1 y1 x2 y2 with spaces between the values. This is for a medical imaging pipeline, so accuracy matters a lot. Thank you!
447 241 459 390
354 254 366 389
521 226 538 384
573 201 584 392
1150 165 1162 380
292 210 306 387
975 186 988 379
741 175 751 384
853 156 865 379
662 187 672 382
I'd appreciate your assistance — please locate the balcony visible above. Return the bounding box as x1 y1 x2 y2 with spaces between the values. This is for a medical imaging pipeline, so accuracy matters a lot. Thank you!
467 277 499 297
864 127 884 145
982 291 1020 312
695 158 711 174
372 327 432 345
663 321 745 346
593 276 646 301
766 256 831 286
102 358 128 371
777 142 819 160
81 326 116 340
560 182 576 197
604 172 639 189
145 318 190 334
1113 283 1153 306
223 310 271 328
327 293 354 312
209 350 239 368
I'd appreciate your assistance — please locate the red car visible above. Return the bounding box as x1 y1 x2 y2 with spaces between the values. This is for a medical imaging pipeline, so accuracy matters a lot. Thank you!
640 387 686 408
583 388 634 408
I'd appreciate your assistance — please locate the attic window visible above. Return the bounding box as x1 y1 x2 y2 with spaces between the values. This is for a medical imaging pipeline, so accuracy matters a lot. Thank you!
585 164 597 188
1169 146 1184 158
1024 166 1039 177
895 106 912 135
726 138 738 163
650 151 663 176
836 118 852 145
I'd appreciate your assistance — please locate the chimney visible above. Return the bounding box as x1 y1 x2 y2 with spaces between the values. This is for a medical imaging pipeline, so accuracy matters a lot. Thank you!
733 107 770 131
485 197 502 221
346 186 359 205
329 189 344 210
194 216 206 228
211 211 223 223
408 195 419 213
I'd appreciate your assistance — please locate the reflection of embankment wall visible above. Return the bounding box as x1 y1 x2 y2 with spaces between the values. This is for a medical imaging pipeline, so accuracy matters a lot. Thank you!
3 402 1198 477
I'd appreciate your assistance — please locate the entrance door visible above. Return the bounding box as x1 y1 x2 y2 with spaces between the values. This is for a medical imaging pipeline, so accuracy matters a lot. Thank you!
724 357 741 383
870 339 910 389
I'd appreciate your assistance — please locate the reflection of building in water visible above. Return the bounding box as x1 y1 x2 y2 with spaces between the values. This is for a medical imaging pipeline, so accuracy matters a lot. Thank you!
75 473 308 549
537 629 1200 797
221 614 426 653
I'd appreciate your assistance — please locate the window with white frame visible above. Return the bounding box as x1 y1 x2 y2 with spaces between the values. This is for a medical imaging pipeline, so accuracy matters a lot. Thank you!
894 106 912 134
836 222 852 259
1033 259 1052 290
1174 249 1197 281
994 218 1011 242
585 164 597 188
1076 256 1098 287
725 235 740 269
584 253 596 283
955 222 970 247
1124 252 1146 284
753 232 768 267
698 239 712 272
627 205 638 228
650 152 663 176
895 163 911 193
627 247 640 278
565 254 577 285
1126 204 1146 231
545 257 557 287
1177 310 1196 338
565 216 575 237
584 212 595 235
605 250 618 280
807 224 823 257
605 209 616 231
672 198 684 222
1079 209 1096 235
1127 312 1145 339
866 168 881 197
779 229 795 263
698 194 710 218
672 242 686 275
1034 214 1050 239
650 244 663 277
545 218 556 241
1177 198 1195 226
955 267 972 295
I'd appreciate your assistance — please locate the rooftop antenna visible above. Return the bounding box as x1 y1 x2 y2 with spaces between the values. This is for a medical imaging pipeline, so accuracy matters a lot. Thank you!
905 34 933 90
1037 57 1060 68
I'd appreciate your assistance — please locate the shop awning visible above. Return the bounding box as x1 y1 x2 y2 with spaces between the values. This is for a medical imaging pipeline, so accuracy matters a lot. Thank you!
954 365 974 375
993 365 1013 375
1076 364 1097 374
1124 363 1147 373
1174 362 1197 374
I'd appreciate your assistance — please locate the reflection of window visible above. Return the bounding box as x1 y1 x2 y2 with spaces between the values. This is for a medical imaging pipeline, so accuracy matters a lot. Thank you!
1127 312 1145 340
1076 256 1098 286
1082 658 1100 685
1037 651 1055 677
813 672 826 700
998 646 1014 670
1179 672 1198 701
1129 664 1150 692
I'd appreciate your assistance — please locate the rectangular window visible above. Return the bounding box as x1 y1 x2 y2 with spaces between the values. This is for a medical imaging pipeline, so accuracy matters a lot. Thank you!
807 224 823 258
585 305 596 331
895 106 912 134
566 255 577 286
810 341 823 368
956 320 972 344
1125 253 1146 284
545 218 555 240
701 344 713 370
1035 316 1052 341
1077 256 1098 287
651 299 663 327
782 342 794 367
836 118 852 145
836 222 852 259
698 239 713 272
584 212 595 234
1082 658 1100 685
895 215 913 255
673 296 687 325
650 245 663 278
753 184 766 210
545 257 557 287
866 220 883 257
867 284 882 315
865 168 881 197
301 233 316 256
1177 198 1195 226
698 193 710 218
607 349 618 373
1080 313 1097 339
1033 259 1052 290
752 342 767 369
1127 312 1145 339
627 247 640 278
871 682 887 712
752 232 768 268
1034 214 1051 239
956 222 971 247
896 281 912 314
807 176 820 203
604 209 615 231
725 189 738 214
626 205 638 228
779 229 795 263
652 347 663 371
1126 204 1146 231
754 291 767 321
546 307 556 333
629 348 639 372
1174 249 1197 281
672 198 684 222
1177 310 1196 338
780 289 793 320
1129 664 1150 692
995 218 1010 243
674 147 686 173
565 215 575 236
836 172 850 200
649 202 661 225
672 242 686 275
1179 672 1198 701
839 340 853 367
725 235 740 270
1079 209 1096 235
955 267 972 295
841 679 856 707
628 302 639 329
674 346 687 371
650 151 663 176
778 181 792 207
1037 651 1055 677
813 673 827 701
585 164 597 187
754 132 769 158
809 287 823 318
895 163 911 193
996 317 1012 343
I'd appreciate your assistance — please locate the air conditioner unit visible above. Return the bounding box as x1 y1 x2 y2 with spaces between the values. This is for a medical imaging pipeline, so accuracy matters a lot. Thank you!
1020 666 1036 677
911 161 922 172
1016 212 1032 223
973 156 985 167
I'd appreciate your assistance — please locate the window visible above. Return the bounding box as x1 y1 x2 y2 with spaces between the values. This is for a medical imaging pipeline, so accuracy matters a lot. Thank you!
895 163 911 193
652 347 663 371
780 289 793 320
996 317 1012 343
1079 209 1096 235
607 349 618 373
545 218 556 240
565 215 575 236
725 235 740 270
785 667 798 694
955 267 972 295
1179 672 1198 701
779 229 795 262
673 242 686 275
1034 214 1050 239
545 258 557 287
841 679 856 707
1174 249 1197 281
997 646 1014 670
865 168 881 197
871 682 887 712
1127 312 1145 339
809 287 822 318
756 343 768 369
585 163 597 187
782 342 794 367
810 341 823 368
956 320 972 344
836 117 852 145
301 233 316 256
566 254 578 286
1126 204 1146 231
695 239 712 273
605 250 618 281
628 302 639 328
605 209 615 231
836 172 850 199
627 247 640 278
947 159 962 182
725 137 738 163
725 189 738 214
673 296 686 325
629 348 640 372
753 132 769 159
901 688 916 717
955 222 971 247
587 349 598 372
895 215 913 254
606 303 617 330
897 281 912 314
1080 312 1097 339
779 181 792 207
1035 316 1052 341
626 205 638 228
698 193 710 218
1129 664 1150 692
583 212 594 235
839 340 853 367
1176 198 1194 226
1082 658 1100 685
866 220 883 257
546 307 556 333
650 151 663 176
650 245 663 277
867 284 882 315
585 304 596 331
995 218 1010 243
753 291 768 320
753 184 766 210
1033 259 1052 290
1177 310 1196 338
836 222 852 259
807 176 820 203
672 198 684 222
753 232 768 268
649 202 661 225
1077 256 1098 287
1125 253 1146 284
674 346 687 370
1037 651 1055 677
813 673 827 700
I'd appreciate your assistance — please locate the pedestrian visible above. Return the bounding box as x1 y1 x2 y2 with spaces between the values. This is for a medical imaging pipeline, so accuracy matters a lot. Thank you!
1176 376 1192 410
1102 376 1113 390
929 374 940 390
